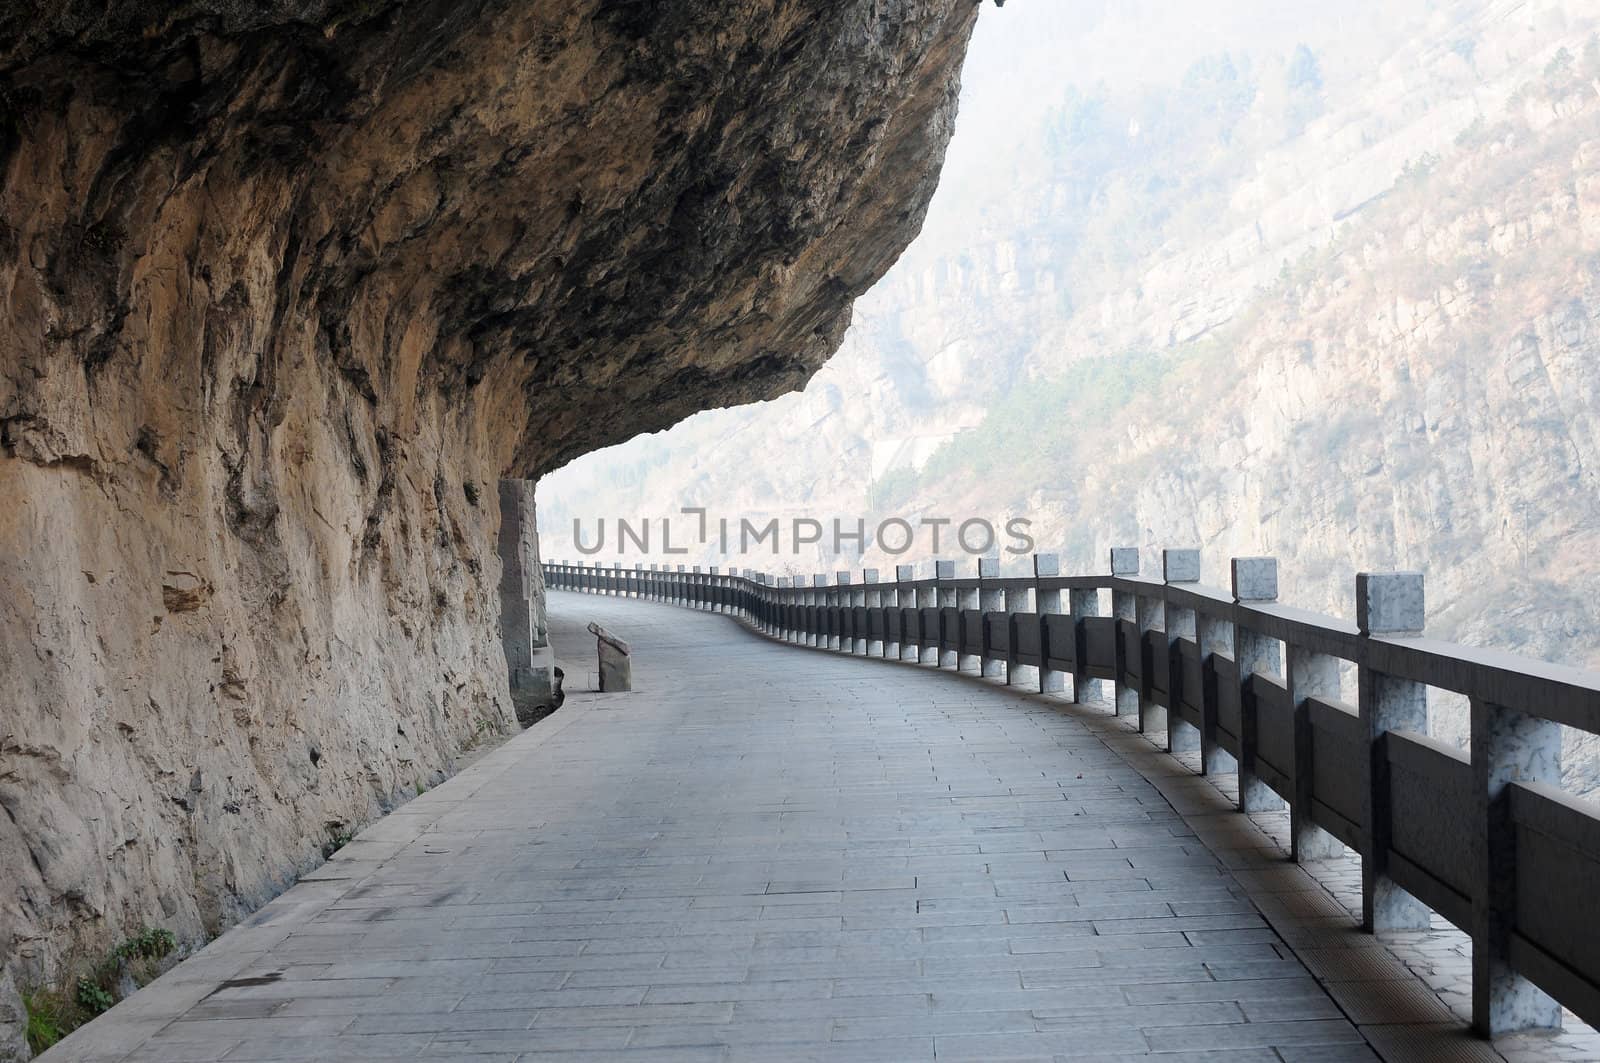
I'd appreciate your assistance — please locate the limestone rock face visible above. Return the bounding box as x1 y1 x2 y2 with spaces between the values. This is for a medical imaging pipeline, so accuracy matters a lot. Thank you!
0 0 976 1015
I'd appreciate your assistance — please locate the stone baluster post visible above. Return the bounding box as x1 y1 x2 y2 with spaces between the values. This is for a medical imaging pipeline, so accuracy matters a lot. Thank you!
1471 692 1563 1034
1197 582 1237 778
809 574 826 647
862 569 880 656
1163 549 1201 754
1034 553 1063 694
977 557 1003 678
897 564 918 661
1110 547 1140 718
1286 631 1344 863
1069 579 1099 706
792 576 805 643
1356 572 1431 927
1001 560 1032 686
793 576 806 643
832 572 851 651
1136 578 1165 733
934 560 957 667
1232 558 1286 813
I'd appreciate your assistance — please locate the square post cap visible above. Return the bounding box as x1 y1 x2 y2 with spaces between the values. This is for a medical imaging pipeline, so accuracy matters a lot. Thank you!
933 559 956 579
1231 557 1278 602
1162 549 1201 584
977 556 1000 578
895 564 916 581
1357 572 1424 635
835 572 852 586
1110 547 1139 576
862 568 880 584
1033 553 1060 577
812 574 827 587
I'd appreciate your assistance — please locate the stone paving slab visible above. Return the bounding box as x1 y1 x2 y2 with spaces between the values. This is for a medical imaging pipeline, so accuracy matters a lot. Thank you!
40 591 1545 1062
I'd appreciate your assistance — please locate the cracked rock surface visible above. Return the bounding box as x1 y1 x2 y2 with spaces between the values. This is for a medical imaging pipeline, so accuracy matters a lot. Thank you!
0 0 976 1041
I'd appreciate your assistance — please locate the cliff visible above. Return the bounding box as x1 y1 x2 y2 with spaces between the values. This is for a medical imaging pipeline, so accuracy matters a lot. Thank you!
539 1 1600 786
0 1 978 1053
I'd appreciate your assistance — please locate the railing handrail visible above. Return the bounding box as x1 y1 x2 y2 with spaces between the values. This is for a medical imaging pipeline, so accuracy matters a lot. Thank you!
545 549 1600 1041
547 558 1600 733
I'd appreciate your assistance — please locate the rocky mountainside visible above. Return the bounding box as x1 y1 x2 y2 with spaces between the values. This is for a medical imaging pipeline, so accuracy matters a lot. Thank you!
541 0 1600 788
0 2 977 1055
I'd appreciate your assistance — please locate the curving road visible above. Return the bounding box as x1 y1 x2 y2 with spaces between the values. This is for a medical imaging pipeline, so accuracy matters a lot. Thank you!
44 590 1508 1062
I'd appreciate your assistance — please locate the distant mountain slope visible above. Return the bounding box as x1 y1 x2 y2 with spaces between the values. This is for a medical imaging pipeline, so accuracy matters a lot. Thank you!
541 0 1600 789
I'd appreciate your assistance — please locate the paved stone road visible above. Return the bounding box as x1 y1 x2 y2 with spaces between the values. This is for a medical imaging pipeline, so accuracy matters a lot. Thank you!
49 591 1512 1062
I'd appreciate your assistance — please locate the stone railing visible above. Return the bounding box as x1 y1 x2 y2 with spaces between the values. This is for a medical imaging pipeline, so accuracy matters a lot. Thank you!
545 550 1600 1039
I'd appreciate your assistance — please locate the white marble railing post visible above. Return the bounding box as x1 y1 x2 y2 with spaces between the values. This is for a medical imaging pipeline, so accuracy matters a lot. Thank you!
1356 572 1431 929
1034 553 1063 694
1163 549 1201 754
